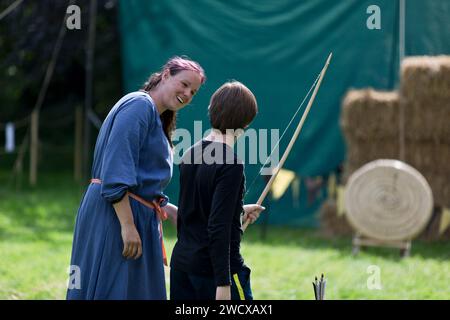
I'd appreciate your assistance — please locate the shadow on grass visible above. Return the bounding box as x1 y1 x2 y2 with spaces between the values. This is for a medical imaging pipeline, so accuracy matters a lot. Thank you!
161 219 450 262
252 225 450 261
0 172 85 243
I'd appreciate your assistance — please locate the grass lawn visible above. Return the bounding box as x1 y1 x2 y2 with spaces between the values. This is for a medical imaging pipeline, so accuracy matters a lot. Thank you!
0 172 449 299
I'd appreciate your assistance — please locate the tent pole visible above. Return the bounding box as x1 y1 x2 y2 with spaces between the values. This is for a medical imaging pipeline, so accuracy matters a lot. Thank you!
398 0 406 162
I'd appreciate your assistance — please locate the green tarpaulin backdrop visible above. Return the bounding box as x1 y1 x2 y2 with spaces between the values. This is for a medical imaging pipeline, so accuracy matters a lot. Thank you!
118 0 450 226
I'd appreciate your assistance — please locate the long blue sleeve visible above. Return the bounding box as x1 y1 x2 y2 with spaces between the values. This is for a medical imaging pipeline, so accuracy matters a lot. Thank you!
100 96 155 203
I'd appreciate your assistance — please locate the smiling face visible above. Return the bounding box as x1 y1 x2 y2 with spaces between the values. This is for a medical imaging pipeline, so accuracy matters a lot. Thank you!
160 69 203 112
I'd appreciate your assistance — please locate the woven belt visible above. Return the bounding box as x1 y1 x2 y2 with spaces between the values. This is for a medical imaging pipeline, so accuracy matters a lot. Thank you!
90 178 168 266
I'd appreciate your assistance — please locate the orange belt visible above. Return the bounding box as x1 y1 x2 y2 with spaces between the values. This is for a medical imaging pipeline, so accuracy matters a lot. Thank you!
90 178 168 266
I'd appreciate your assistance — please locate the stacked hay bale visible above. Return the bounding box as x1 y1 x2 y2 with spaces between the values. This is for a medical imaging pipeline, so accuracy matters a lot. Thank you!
341 89 400 181
400 56 450 240
420 207 450 241
400 56 450 211
321 55 450 240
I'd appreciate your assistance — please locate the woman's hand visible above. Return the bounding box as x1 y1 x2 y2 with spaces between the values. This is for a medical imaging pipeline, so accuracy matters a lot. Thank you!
120 223 142 259
242 204 265 224
216 285 231 300
112 194 142 260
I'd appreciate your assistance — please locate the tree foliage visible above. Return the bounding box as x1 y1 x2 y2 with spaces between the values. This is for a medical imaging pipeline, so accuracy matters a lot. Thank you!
0 0 122 123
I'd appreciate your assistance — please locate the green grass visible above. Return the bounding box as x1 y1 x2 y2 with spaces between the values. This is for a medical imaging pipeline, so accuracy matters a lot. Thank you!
0 172 449 299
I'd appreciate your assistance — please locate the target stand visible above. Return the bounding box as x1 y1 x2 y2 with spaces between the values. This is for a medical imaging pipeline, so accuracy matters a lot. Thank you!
352 233 411 257
345 159 433 257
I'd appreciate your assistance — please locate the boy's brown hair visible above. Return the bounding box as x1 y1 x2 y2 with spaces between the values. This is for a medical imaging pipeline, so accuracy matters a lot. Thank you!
208 81 258 133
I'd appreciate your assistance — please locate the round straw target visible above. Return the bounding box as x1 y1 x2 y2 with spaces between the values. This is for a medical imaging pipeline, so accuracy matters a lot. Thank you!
344 159 433 241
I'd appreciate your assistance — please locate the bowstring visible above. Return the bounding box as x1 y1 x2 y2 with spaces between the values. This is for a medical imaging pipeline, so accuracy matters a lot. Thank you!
244 70 322 200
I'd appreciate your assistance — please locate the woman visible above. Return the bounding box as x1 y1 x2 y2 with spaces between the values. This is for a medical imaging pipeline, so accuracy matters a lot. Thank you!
66 56 205 300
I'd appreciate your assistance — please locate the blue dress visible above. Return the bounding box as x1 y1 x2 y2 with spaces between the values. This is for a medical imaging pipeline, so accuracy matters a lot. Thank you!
66 92 173 300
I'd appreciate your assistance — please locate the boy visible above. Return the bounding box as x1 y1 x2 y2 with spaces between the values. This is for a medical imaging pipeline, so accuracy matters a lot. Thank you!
170 81 264 300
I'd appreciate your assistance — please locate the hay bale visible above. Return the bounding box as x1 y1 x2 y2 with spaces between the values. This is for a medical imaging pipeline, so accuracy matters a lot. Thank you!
403 100 450 142
341 89 399 140
318 199 353 237
401 56 450 100
345 137 399 169
419 171 450 208
418 207 450 241
401 56 450 142
345 137 450 176
405 142 450 175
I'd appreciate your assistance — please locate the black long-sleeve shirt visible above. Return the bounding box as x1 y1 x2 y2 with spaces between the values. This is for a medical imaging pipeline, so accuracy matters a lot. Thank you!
170 140 246 286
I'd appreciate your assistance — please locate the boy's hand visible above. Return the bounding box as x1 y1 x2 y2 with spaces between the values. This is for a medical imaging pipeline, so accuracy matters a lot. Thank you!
243 204 265 224
216 285 231 300
164 203 178 227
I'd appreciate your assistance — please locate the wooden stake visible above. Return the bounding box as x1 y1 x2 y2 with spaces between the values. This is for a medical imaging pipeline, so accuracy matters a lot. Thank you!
29 110 39 186
82 0 97 182
74 106 83 182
